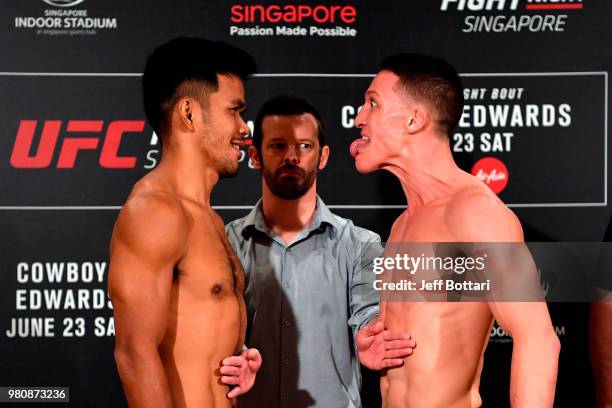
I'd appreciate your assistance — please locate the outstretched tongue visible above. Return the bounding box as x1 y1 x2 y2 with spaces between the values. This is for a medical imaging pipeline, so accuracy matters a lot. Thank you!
350 139 370 158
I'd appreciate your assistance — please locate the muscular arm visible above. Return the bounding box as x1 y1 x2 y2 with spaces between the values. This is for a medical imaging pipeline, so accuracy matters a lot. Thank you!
450 193 559 407
492 302 559 407
108 194 188 408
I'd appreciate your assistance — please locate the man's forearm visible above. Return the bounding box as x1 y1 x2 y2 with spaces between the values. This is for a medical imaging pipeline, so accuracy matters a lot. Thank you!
115 346 173 408
510 332 560 407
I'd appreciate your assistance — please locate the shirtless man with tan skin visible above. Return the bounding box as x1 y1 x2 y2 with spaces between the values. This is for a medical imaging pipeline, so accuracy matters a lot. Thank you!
108 38 261 408
350 53 560 407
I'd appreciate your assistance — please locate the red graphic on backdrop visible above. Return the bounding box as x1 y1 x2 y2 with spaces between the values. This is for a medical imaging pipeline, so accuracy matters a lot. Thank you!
471 157 509 194
525 1 583 11
10 120 145 169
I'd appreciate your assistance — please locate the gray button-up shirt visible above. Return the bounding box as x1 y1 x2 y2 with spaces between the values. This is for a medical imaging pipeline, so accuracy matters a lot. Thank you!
226 197 382 408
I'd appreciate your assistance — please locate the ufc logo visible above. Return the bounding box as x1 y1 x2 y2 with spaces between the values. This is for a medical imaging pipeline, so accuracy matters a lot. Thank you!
10 120 145 169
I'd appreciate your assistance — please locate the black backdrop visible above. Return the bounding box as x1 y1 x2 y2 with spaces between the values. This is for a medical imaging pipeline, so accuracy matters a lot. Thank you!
1 1 610 406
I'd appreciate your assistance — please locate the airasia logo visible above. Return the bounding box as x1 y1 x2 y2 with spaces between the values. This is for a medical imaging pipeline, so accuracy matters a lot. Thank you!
10 120 145 169
471 157 509 194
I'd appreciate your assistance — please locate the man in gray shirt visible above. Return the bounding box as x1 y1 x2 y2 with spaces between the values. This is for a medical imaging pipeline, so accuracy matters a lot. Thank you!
225 95 415 407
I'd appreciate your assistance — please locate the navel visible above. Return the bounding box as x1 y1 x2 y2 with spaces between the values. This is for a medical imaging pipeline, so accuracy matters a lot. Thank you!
211 283 223 295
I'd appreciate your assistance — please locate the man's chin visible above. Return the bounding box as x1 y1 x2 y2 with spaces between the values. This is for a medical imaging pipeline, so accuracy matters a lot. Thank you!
266 177 312 199
219 164 240 178
273 182 306 200
354 156 378 174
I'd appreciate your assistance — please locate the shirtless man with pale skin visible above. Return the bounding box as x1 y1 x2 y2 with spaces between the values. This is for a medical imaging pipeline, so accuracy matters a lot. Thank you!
108 37 261 408
350 53 560 407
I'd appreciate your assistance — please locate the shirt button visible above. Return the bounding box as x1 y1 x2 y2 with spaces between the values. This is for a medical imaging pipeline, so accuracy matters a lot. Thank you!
283 320 291 327
282 281 291 288
283 358 290 365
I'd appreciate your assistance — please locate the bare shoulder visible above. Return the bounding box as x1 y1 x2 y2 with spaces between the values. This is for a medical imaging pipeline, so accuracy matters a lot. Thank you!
445 185 523 242
111 188 191 261
388 210 409 241
208 208 228 232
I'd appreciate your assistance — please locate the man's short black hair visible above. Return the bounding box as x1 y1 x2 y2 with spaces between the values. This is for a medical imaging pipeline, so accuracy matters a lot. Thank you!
380 53 463 135
142 37 256 137
253 94 326 158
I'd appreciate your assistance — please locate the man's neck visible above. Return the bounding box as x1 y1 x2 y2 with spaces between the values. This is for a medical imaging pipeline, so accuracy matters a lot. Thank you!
156 136 219 206
261 181 318 245
384 133 467 216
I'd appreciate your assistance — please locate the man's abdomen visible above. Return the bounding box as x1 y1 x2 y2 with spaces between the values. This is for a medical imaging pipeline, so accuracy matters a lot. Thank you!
161 292 242 407
382 302 492 408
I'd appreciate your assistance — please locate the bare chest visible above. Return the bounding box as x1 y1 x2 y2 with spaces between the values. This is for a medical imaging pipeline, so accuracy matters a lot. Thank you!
177 216 245 299
388 206 456 243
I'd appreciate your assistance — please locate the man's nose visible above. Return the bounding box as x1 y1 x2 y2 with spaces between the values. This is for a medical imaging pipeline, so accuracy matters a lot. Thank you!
355 105 366 128
238 117 250 137
284 145 299 163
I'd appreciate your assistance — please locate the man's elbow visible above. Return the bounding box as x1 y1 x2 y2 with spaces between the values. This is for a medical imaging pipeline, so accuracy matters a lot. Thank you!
114 342 157 377
524 327 561 360
515 325 560 356
550 331 561 356
542 325 561 356
114 345 138 376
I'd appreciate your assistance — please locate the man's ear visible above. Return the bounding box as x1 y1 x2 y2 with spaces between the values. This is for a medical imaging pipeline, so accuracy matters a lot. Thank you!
176 97 197 132
318 145 330 170
248 146 261 169
406 106 430 134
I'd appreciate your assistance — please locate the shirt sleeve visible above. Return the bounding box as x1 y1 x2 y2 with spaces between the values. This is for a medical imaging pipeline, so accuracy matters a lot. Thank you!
347 226 384 336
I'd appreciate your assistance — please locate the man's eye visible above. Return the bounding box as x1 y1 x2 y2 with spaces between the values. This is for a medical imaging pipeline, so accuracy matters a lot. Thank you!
370 100 378 108
270 143 284 149
298 143 312 150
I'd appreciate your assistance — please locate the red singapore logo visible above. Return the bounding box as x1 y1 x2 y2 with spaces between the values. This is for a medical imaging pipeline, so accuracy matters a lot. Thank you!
230 4 357 24
471 157 509 194
10 120 145 169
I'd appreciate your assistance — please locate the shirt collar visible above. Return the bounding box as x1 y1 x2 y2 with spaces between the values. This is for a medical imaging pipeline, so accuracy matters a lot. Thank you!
240 196 339 238
315 196 340 231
